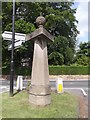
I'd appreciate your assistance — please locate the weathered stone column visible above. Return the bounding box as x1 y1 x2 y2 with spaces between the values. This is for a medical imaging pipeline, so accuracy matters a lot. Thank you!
26 16 54 106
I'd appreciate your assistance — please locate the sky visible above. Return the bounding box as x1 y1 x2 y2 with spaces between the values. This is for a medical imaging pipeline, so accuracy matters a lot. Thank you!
73 1 88 46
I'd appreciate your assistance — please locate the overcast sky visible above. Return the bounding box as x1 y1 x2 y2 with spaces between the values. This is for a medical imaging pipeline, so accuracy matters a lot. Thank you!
74 1 88 46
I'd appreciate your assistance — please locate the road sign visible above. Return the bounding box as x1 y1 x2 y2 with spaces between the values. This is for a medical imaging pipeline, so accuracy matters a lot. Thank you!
2 31 26 50
2 31 26 42
8 40 23 50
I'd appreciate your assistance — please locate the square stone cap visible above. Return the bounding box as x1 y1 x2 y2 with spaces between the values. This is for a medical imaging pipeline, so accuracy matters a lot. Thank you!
25 27 54 42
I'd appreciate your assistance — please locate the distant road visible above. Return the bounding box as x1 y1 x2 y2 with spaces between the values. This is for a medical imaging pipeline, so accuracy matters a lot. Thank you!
0 79 89 93
0 79 89 88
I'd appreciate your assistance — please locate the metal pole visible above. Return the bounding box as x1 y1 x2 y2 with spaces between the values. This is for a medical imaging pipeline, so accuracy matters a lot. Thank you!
10 0 15 97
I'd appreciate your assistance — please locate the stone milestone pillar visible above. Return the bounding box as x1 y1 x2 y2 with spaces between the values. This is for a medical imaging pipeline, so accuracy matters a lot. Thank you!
26 16 54 106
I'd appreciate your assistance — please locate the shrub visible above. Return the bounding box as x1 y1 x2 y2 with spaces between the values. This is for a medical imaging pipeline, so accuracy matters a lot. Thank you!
2 66 89 75
76 55 88 66
49 66 89 75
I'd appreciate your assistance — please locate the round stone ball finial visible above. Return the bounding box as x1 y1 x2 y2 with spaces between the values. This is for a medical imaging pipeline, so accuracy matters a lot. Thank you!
36 16 46 27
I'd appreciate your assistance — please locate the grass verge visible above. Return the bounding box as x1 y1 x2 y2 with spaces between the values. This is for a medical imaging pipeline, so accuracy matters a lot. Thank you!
2 91 78 118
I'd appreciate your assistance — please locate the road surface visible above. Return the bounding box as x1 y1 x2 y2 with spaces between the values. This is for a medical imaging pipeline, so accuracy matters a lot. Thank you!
0 79 89 94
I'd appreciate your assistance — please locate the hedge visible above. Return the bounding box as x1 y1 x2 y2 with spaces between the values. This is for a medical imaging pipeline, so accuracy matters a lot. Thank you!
49 66 89 75
2 66 89 75
2 66 31 76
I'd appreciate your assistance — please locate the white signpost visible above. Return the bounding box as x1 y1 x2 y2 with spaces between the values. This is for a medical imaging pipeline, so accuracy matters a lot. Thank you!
8 40 23 50
2 31 26 92
2 31 26 50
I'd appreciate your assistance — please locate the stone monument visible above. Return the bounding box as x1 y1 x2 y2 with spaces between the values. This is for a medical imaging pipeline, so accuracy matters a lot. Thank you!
26 16 54 106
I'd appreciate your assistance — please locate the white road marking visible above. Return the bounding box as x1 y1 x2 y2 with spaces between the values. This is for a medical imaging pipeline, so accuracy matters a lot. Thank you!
64 88 81 90
64 88 89 90
0 86 9 94
0 86 7 89
81 88 87 97
0 86 26 94
0 89 9 93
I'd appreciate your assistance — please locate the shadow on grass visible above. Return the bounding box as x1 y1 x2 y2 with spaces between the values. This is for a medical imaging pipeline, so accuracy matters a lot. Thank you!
13 90 21 96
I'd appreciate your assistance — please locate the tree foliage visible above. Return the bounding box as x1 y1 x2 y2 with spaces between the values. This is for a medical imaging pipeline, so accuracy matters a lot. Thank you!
49 52 64 65
2 2 79 68
75 41 90 66
48 36 74 65
5 19 35 34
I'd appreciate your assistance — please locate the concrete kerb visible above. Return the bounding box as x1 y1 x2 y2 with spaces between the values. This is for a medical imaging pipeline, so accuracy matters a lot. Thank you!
49 79 89 82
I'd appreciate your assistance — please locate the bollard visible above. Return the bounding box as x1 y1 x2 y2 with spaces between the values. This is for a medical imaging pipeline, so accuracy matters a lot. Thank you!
57 78 64 93
16 75 23 91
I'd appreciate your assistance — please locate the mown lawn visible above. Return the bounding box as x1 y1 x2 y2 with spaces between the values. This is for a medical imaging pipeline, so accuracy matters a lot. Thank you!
1 91 78 118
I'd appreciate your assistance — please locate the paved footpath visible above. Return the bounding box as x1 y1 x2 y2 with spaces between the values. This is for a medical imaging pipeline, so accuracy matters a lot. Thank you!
1 75 89 81
49 75 89 81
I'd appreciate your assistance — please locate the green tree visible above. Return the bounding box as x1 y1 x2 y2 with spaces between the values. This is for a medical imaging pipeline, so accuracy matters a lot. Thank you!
76 55 88 66
5 19 35 34
2 2 79 69
48 36 74 65
75 41 89 66
48 52 64 65
2 19 35 68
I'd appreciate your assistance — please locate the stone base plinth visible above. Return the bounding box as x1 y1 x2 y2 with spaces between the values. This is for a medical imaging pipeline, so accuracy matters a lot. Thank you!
29 94 51 106
29 85 51 95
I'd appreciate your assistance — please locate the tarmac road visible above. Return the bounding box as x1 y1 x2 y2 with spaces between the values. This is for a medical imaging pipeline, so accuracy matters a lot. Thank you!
0 79 89 93
50 80 88 88
0 79 89 87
